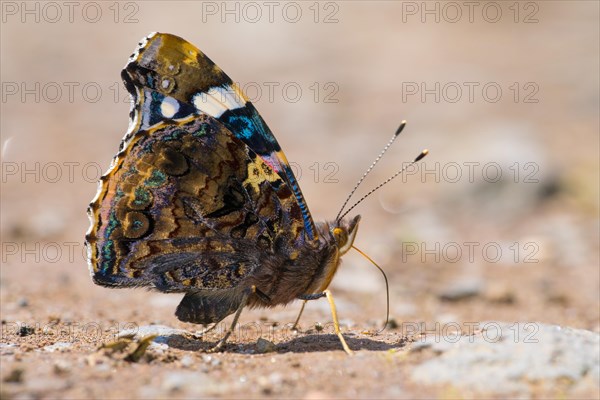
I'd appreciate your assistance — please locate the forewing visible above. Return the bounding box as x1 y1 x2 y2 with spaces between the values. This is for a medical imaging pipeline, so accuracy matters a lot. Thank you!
121 32 318 240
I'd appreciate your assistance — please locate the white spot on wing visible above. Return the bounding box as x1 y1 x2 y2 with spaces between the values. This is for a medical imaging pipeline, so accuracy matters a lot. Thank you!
193 93 226 118
193 85 246 118
208 86 246 110
161 97 179 118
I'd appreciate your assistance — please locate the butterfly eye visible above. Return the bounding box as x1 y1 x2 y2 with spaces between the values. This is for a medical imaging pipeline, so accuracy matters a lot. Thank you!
332 227 348 248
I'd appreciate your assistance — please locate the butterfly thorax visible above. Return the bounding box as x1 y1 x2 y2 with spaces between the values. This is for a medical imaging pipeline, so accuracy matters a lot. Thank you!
243 214 361 309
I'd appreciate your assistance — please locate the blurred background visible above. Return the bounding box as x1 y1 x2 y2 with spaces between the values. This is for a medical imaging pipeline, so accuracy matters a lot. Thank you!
1 0 598 369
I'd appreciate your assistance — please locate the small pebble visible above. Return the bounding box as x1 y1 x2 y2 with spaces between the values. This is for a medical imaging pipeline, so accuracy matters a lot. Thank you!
269 372 283 385
42 342 73 353
18 325 34 337
180 355 194 368
438 277 483 302
256 338 276 353
17 298 29 308
202 355 221 366
388 318 400 329
53 360 71 375
3 368 24 383
161 372 192 393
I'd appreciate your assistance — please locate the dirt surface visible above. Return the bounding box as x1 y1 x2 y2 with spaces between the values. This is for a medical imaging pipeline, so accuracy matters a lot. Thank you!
1 1 599 399
1 239 599 399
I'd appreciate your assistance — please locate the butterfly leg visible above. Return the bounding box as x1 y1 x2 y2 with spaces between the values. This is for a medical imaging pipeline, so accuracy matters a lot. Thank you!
189 322 219 340
295 291 353 355
292 292 327 331
325 290 354 355
207 285 255 353
291 300 307 331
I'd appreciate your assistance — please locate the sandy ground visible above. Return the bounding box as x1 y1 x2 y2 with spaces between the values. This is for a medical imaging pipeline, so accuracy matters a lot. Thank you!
1 1 599 399
1 233 598 398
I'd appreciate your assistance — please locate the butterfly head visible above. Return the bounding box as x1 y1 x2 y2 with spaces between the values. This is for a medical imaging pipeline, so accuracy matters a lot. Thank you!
331 215 361 255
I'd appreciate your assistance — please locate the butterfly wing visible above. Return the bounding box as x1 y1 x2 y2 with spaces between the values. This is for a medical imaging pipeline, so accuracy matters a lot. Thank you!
86 114 306 292
121 32 318 240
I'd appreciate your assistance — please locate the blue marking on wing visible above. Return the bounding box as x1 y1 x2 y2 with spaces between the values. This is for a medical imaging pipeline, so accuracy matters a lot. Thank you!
218 104 317 240
282 164 315 240
222 114 254 141
219 103 279 154
146 91 165 126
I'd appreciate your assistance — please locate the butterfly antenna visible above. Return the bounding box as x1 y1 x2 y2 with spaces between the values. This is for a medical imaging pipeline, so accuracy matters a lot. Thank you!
352 245 389 334
338 149 428 221
335 121 408 222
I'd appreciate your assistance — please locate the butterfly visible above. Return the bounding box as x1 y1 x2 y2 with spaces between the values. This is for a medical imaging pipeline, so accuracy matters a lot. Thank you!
85 32 427 354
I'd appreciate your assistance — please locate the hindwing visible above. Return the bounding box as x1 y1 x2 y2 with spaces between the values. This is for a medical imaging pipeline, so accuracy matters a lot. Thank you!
86 115 305 291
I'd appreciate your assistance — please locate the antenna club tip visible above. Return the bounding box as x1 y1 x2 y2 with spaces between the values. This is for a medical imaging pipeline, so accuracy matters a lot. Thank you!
395 120 408 136
414 149 428 162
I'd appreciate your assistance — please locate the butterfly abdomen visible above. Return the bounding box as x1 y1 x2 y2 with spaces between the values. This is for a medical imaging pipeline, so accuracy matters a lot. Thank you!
175 288 249 325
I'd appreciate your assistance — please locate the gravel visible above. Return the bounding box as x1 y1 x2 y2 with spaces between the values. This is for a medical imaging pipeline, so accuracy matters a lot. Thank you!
411 322 600 397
